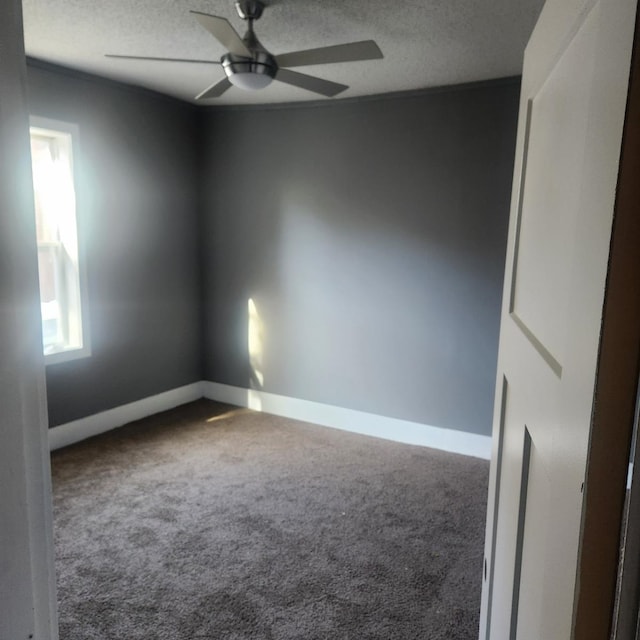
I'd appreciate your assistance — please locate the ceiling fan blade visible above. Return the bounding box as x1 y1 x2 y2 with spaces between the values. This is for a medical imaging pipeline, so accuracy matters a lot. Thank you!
275 40 383 68
195 77 233 100
275 68 348 97
106 54 221 65
190 11 251 58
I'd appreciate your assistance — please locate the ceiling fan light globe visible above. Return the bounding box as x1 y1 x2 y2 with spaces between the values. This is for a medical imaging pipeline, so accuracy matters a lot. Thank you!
229 72 274 91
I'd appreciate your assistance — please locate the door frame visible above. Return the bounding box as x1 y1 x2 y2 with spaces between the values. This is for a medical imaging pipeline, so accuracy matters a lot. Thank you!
573 6 640 638
0 0 58 638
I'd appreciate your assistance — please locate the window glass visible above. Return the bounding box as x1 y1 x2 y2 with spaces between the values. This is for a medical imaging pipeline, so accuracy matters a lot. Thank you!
30 118 90 363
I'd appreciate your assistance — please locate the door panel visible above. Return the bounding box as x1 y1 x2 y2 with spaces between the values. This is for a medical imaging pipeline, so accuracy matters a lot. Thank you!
487 379 523 640
479 0 638 637
515 430 551 640
511 7 597 369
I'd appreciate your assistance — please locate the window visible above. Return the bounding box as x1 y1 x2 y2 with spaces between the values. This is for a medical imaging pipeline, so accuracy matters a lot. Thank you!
29 117 90 364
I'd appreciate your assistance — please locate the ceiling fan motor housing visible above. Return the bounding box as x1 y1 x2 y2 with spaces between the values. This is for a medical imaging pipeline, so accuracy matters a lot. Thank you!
222 51 277 90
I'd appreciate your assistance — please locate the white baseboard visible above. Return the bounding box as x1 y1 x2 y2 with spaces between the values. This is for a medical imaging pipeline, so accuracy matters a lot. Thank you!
202 381 492 460
48 382 204 451
49 380 492 459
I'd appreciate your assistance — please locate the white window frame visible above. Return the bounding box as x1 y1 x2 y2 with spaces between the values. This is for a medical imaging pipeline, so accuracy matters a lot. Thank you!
30 115 91 365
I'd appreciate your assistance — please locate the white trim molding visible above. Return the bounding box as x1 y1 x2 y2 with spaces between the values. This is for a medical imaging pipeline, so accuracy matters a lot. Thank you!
202 381 492 460
49 380 492 459
48 382 203 451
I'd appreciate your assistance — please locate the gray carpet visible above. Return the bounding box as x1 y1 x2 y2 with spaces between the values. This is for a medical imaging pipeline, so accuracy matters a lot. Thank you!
51 399 489 639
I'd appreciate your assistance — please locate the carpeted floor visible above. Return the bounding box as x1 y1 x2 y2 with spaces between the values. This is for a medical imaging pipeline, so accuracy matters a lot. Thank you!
51 399 489 639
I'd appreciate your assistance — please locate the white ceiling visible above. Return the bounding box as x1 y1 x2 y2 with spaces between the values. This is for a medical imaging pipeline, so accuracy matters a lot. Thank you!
21 0 545 106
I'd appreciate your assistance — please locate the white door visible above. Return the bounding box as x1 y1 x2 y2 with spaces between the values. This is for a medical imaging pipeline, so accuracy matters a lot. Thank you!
479 0 638 638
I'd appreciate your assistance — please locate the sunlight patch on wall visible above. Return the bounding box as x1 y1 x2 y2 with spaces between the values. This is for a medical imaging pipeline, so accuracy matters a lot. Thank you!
248 297 265 393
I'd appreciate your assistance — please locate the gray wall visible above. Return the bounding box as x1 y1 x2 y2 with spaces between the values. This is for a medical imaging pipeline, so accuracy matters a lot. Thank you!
26 61 203 427
201 80 519 436
26 64 518 436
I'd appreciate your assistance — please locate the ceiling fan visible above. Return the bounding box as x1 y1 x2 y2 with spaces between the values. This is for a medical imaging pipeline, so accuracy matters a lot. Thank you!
106 0 383 100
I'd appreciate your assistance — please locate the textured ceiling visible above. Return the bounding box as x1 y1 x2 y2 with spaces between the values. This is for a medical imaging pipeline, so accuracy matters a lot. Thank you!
21 0 545 106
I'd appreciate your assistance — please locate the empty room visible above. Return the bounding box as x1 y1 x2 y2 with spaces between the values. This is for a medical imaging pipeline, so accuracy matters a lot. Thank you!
3 0 640 638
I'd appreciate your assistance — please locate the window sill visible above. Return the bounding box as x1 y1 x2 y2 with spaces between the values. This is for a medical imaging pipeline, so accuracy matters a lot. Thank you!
45 345 91 366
